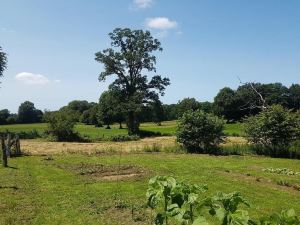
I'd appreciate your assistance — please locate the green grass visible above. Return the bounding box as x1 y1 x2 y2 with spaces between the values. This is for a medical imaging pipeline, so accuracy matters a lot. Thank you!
0 153 299 224
223 123 244 136
0 121 243 140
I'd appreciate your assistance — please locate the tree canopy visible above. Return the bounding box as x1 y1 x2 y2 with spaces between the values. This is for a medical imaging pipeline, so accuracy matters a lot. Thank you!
95 28 170 134
0 46 7 81
18 101 43 124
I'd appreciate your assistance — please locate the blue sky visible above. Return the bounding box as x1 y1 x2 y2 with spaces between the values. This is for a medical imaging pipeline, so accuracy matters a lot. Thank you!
1 0 300 112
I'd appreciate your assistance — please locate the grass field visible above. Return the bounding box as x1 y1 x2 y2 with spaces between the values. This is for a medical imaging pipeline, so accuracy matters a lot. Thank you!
0 121 243 140
0 153 299 225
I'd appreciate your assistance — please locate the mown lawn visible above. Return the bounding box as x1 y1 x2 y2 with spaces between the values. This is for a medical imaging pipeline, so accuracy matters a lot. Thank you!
0 153 299 225
0 121 243 140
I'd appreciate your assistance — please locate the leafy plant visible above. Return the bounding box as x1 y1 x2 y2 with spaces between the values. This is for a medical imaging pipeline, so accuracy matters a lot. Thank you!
146 176 177 225
146 176 299 225
205 192 250 225
260 209 300 225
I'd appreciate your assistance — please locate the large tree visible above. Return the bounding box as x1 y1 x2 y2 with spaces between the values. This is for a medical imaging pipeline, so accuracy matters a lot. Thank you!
214 87 240 122
95 28 170 135
0 46 7 81
18 101 43 124
289 84 300 110
98 90 125 129
176 98 201 118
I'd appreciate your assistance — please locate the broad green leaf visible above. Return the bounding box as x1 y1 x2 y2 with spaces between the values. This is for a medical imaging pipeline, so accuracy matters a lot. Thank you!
192 216 210 225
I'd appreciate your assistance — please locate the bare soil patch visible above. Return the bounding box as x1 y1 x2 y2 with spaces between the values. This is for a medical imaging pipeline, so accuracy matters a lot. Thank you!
74 163 147 181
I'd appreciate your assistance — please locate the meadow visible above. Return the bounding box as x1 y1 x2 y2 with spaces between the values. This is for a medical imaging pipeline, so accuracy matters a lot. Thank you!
0 121 243 140
0 153 299 225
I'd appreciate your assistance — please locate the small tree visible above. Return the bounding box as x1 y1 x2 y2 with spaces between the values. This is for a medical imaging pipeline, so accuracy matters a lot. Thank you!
176 110 225 153
44 111 78 141
244 105 300 157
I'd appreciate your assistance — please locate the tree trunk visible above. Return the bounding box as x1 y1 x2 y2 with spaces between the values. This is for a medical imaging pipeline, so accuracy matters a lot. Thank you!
6 133 11 157
127 111 139 135
119 122 123 129
1 137 7 167
15 135 21 156
106 124 111 129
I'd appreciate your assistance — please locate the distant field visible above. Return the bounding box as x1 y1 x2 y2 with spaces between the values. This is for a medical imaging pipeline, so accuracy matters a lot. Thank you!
0 153 299 224
0 121 243 140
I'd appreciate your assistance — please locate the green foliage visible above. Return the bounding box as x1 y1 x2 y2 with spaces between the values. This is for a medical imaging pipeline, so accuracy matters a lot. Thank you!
0 109 10 125
0 46 7 78
95 28 170 135
18 101 43 124
177 110 225 153
177 98 201 118
80 104 99 126
98 90 125 129
108 134 140 142
214 87 240 122
60 100 94 122
260 209 300 225
44 111 81 142
147 176 299 225
244 105 300 157
205 192 250 225
289 84 300 110
146 176 208 225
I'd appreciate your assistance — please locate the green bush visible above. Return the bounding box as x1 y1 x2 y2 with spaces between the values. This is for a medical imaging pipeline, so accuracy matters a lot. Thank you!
109 134 140 142
44 111 82 142
0 130 40 139
176 110 225 153
244 105 300 158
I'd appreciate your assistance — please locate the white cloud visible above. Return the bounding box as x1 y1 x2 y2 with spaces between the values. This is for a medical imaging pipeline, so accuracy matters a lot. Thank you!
132 0 153 9
15 72 50 85
146 17 178 30
54 79 61 83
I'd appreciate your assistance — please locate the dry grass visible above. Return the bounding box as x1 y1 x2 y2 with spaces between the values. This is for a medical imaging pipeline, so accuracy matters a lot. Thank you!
222 136 248 146
21 136 177 155
21 136 248 155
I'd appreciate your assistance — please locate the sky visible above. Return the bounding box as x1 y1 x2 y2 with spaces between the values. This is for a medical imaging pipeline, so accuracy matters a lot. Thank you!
1 0 300 113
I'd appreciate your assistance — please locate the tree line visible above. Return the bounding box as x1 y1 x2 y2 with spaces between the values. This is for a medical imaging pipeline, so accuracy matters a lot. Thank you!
0 82 300 126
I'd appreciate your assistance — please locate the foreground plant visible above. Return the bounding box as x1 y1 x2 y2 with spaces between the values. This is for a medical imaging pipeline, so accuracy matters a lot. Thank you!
146 176 299 225
205 192 251 225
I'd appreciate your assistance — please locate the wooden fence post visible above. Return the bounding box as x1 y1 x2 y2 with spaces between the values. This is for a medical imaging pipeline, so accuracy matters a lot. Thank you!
6 133 11 157
1 136 7 167
15 135 21 156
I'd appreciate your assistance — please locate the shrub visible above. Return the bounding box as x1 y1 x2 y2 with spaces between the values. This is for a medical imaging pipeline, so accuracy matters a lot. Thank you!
176 110 225 153
0 130 40 139
109 134 140 142
44 111 81 142
244 105 300 157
